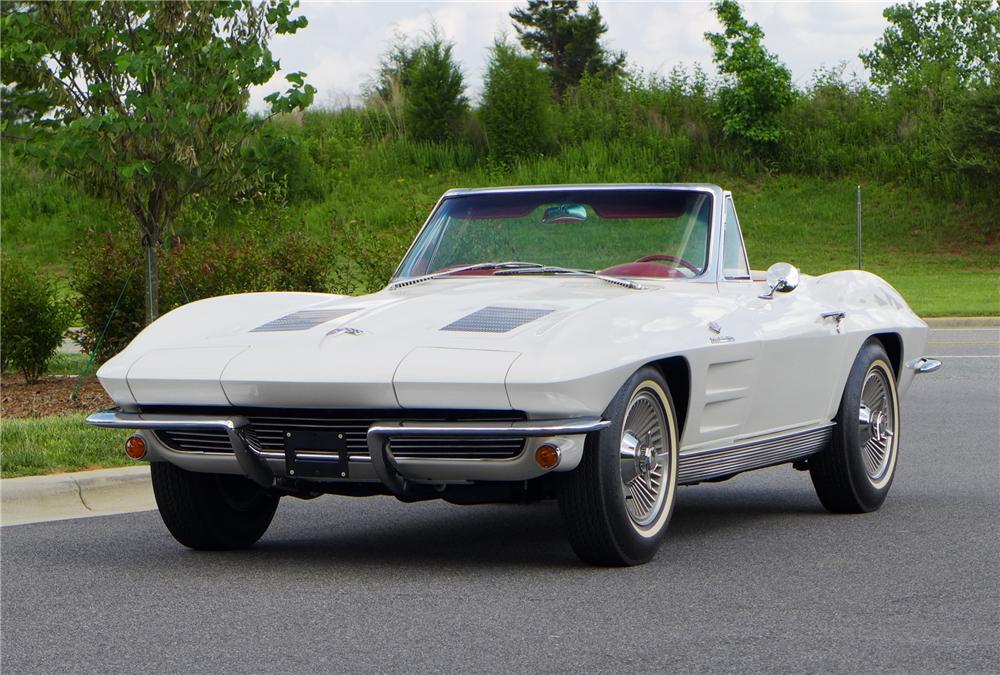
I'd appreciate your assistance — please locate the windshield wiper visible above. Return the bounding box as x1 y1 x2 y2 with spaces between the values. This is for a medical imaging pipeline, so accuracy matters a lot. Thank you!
387 261 545 290
494 266 645 290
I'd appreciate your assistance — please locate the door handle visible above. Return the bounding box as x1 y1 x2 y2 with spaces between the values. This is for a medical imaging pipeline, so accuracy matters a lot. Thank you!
820 311 846 333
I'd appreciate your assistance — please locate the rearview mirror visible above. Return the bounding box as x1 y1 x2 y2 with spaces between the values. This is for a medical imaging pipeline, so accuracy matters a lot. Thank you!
759 262 800 299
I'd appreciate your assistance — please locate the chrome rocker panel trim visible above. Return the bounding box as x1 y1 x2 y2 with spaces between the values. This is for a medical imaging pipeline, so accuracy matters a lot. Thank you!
677 424 834 485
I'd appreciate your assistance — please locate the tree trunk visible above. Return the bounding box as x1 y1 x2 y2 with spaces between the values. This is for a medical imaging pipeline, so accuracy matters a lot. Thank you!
143 231 159 325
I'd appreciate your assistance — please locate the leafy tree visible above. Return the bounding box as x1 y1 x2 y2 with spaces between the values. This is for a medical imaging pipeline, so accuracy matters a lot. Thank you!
705 0 794 146
480 40 554 164
510 0 625 99
1 1 315 324
404 33 469 143
861 0 1000 90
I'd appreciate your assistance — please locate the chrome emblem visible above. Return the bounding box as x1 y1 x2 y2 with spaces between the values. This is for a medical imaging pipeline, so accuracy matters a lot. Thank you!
326 327 366 336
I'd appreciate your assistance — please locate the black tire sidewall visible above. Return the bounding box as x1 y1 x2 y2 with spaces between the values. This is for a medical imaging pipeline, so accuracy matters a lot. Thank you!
594 367 680 564
832 340 900 510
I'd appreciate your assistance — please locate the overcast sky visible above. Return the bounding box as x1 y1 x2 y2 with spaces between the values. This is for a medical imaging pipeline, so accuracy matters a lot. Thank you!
248 1 894 110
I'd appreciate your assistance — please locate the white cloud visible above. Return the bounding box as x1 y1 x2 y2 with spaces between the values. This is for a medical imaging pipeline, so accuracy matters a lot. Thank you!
249 0 892 111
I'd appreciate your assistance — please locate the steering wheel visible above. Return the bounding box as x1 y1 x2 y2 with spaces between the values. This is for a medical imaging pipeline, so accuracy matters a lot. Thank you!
636 254 700 273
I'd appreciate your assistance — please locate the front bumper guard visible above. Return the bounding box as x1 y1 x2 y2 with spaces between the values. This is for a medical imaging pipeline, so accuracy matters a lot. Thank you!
87 410 275 489
86 410 610 496
366 418 610 499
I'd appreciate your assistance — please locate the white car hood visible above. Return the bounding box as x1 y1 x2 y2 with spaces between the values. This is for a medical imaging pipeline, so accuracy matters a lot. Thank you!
98 277 716 412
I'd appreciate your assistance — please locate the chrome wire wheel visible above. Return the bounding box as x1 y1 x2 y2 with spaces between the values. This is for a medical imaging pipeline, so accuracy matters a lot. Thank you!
858 360 899 488
619 383 675 532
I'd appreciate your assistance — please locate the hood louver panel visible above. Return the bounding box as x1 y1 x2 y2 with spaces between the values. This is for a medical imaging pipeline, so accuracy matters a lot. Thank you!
442 306 554 333
251 308 360 332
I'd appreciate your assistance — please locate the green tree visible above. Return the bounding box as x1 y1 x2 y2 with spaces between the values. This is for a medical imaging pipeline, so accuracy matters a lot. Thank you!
1 1 315 324
404 32 469 143
861 0 1000 90
480 40 554 164
705 0 794 146
510 0 625 99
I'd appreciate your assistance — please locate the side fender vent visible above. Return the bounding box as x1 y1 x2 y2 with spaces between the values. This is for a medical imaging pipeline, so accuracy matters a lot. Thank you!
442 306 554 333
252 308 360 332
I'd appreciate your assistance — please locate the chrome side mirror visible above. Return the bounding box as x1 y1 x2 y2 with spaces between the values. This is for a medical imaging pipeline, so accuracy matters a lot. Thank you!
759 262 800 299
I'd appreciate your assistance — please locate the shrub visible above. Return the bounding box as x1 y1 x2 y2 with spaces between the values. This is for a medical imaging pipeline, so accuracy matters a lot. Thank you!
246 127 326 203
72 226 337 362
403 33 469 143
1 257 73 383
480 40 555 165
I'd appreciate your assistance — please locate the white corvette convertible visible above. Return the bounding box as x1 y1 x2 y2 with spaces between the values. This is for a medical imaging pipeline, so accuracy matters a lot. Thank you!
89 184 939 565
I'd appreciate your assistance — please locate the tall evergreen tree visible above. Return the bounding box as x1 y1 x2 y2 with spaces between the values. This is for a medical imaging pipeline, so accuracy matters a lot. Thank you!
509 0 624 99
403 33 468 142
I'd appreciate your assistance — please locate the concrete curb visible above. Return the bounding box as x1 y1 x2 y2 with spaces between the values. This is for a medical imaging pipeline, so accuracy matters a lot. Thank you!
925 317 1000 328
0 465 154 526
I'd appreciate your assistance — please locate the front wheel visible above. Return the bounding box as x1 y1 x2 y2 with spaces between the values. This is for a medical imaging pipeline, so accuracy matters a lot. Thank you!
151 462 280 550
809 339 900 513
557 366 679 566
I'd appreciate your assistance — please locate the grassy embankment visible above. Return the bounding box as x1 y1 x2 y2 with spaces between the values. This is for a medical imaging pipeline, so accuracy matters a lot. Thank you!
3 146 997 316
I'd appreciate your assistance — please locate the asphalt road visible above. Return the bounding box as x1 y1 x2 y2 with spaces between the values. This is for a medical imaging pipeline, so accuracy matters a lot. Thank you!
3 328 998 673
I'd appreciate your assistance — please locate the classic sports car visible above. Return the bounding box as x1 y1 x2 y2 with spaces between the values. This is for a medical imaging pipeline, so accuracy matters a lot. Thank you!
89 184 939 566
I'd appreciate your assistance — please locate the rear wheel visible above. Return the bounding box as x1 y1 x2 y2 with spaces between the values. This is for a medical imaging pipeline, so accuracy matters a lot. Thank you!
809 339 900 513
151 462 279 550
558 366 679 566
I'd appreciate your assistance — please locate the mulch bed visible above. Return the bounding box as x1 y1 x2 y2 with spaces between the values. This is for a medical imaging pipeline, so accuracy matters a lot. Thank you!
1 375 113 419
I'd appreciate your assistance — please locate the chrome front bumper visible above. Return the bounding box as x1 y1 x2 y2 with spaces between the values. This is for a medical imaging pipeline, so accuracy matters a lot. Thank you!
86 410 609 492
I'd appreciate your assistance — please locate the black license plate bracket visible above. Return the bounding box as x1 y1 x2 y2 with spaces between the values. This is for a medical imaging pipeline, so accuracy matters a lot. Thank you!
284 430 349 479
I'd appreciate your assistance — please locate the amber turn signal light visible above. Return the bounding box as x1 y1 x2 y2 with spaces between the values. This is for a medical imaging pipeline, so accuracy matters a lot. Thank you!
125 434 147 460
534 443 561 470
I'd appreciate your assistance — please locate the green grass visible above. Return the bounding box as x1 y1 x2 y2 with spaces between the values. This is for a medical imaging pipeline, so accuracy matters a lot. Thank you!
44 352 95 376
0 415 131 478
2 135 997 315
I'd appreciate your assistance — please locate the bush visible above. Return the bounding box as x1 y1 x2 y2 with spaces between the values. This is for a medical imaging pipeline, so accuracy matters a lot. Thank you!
245 127 326 203
1 257 72 383
72 226 337 363
403 34 469 143
480 40 555 165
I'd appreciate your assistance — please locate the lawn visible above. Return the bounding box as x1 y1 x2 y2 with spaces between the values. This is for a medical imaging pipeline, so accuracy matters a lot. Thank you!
0 415 131 479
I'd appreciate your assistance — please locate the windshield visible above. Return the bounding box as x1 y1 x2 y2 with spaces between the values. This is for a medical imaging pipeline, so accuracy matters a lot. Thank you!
394 188 713 281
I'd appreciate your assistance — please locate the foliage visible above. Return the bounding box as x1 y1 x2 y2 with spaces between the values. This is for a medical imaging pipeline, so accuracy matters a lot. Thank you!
404 33 469 143
246 125 326 202
705 0 795 146
860 0 1000 90
510 0 625 99
1 0 315 323
0 257 72 383
480 41 555 164
71 220 336 362
946 83 1000 178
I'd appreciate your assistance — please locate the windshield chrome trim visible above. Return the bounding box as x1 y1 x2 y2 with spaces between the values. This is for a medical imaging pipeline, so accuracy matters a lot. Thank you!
389 184 724 286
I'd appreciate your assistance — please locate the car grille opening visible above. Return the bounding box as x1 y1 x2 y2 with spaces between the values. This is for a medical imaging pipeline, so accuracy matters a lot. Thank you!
149 408 527 461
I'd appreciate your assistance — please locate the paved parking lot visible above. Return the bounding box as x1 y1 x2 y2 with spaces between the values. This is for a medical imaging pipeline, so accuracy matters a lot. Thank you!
2 328 997 673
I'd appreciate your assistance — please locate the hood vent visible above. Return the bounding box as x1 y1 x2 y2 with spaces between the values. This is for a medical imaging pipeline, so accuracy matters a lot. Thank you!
252 308 360 332
442 306 554 333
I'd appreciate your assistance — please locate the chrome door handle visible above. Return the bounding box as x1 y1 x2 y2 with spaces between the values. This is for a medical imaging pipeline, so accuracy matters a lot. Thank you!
820 311 846 333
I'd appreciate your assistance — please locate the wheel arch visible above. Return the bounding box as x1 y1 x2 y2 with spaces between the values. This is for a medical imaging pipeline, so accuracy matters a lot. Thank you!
647 356 690 437
870 332 902 379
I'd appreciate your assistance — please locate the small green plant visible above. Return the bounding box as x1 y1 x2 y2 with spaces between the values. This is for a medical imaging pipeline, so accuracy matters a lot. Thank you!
1 257 73 383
